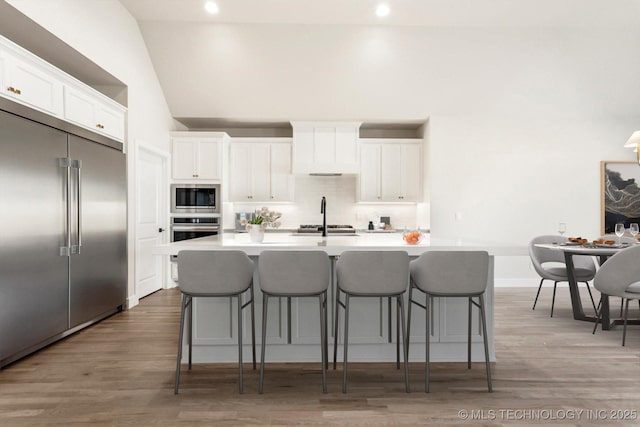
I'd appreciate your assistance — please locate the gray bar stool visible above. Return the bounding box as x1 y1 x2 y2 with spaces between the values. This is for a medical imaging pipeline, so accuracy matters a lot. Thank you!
333 250 410 393
408 250 492 392
175 250 256 394
258 250 330 393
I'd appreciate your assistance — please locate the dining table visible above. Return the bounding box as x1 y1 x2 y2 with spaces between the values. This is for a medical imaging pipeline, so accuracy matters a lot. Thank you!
535 242 639 330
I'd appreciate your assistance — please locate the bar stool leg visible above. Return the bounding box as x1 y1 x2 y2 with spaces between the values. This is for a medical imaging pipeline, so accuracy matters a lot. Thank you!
323 292 328 371
319 293 327 393
396 297 401 369
174 294 189 394
425 294 431 393
479 294 493 392
250 282 256 370
333 288 341 370
259 295 269 394
468 296 472 370
237 294 244 394
342 294 351 393
398 296 410 393
407 285 414 356
188 296 193 370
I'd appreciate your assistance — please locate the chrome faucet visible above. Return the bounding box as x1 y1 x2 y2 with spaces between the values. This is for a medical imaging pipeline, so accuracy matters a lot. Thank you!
320 196 327 237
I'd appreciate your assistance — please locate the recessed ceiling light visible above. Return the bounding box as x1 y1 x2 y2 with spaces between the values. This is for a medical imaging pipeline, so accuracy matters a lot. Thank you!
204 1 219 15
376 4 390 18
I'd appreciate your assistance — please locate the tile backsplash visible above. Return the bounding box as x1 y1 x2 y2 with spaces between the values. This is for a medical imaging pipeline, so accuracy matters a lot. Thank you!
224 175 429 230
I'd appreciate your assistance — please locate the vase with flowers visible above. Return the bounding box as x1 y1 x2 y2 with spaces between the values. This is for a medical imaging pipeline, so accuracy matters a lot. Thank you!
241 207 282 243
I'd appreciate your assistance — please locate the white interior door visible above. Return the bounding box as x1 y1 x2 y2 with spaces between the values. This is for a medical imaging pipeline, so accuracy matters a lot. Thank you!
135 144 168 299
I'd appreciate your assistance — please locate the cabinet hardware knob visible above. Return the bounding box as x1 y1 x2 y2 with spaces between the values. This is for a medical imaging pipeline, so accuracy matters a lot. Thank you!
158 228 165 233
7 86 20 94
96 123 105 129
270 196 274 199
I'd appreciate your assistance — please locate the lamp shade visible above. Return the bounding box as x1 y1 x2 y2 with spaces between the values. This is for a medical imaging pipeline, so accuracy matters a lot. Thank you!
624 130 640 148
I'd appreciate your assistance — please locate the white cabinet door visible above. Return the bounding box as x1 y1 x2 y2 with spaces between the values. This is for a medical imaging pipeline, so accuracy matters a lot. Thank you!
172 139 197 179
63 85 126 142
250 144 271 201
172 136 223 181
269 143 292 201
359 144 381 202
401 144 421 201
2 50 63 117
358 140 422 203
292 122 360 174
229 141 293 202
229 143 252 201
95 102 125 142
197 139 223 180
380 145 403 201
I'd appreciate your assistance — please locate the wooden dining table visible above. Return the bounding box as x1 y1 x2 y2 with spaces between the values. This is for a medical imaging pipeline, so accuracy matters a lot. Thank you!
535 243 639 330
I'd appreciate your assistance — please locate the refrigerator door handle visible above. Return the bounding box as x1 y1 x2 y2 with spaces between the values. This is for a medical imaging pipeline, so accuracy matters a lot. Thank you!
58 158 71 257
72 160 82 254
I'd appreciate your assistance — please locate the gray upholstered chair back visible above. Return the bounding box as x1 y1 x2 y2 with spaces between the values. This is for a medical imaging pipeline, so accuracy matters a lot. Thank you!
336 251 409 295
529 235 595 279
177 250 254 296
410 251 489 296
258 250 330 295
594 245 640 298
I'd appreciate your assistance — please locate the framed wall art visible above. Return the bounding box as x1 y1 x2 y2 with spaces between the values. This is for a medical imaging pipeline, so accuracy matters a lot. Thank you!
601 161 640 234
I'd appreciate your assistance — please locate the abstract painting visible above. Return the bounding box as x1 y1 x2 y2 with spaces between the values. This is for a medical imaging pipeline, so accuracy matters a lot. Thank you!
601 161 640 234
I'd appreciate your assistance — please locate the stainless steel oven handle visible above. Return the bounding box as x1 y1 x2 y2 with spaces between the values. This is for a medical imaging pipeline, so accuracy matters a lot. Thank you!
171 226 220 232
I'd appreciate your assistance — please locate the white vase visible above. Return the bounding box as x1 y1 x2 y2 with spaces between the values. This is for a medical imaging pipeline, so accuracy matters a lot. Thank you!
248 225 265 243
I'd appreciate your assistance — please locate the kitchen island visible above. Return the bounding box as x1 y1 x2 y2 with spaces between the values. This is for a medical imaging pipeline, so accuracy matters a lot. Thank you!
154 233 522 364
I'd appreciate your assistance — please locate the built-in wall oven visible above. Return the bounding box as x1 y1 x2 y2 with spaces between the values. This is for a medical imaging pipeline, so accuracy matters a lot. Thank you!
171 183 220 214
170 216 220 242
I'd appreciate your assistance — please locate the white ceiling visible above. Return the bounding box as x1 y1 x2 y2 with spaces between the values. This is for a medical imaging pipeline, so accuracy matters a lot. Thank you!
120 0 640 28
118 0 640 128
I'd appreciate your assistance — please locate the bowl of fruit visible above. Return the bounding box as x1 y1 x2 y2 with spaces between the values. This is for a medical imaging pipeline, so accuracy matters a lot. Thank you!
402 229 423 245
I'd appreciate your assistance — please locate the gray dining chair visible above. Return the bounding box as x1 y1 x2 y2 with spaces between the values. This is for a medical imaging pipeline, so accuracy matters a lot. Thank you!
599 234 638 317
529 235 597 317
334 251 410 393
257 250 330 393
175 250 256 394
408 251 492 392
592 245 640 346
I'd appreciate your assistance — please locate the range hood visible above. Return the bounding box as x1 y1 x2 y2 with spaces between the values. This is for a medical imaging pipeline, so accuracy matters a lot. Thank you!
291 121 361 175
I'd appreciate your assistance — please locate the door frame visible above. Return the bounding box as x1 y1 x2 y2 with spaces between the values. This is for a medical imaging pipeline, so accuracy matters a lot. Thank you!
132 140 170 305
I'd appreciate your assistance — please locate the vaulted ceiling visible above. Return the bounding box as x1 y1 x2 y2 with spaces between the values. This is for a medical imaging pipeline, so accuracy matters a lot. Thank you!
119 0 640 129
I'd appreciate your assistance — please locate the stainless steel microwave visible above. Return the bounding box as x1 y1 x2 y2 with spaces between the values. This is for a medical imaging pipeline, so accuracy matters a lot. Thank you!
171 184 220 214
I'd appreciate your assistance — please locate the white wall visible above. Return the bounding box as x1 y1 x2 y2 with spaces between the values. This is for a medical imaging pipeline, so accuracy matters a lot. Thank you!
7 0 175 303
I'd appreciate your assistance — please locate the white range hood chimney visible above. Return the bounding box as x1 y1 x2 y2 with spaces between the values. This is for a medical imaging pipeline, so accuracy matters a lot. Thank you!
291 121 361 175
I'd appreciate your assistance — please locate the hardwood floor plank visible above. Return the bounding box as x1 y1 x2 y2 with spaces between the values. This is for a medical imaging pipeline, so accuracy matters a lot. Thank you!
1 287 638 426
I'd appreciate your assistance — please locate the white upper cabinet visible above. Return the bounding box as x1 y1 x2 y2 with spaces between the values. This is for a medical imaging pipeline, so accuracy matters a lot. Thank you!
63 85 126 142
228 139 293 202
0 36 127 143
0 44 63 117
171 132 227 181
291 121 361 174
358 139 422 202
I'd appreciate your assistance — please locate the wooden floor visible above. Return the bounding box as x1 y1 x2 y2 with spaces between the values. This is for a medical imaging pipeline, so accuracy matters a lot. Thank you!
1 287 639 426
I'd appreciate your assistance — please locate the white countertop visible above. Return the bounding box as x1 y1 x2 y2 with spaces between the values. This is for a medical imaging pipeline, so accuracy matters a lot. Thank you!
154 232 526 257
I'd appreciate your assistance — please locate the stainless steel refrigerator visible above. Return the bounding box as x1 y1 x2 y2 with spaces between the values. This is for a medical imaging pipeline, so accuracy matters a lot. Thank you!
0 107 127 367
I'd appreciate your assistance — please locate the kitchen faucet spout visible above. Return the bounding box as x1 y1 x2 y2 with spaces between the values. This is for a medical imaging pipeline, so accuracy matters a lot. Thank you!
320 196 327 237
